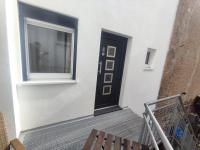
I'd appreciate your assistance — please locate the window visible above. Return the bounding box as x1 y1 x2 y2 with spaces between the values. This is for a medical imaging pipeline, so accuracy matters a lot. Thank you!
19 2 78 81
107 46 116 58
105 60 115 71
145 48 156 69
104 73 113 83
102 85 112 95
24 18 74 79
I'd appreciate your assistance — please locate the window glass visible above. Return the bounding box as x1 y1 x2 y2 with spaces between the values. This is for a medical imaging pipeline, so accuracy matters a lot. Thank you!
105 60 115 71
145 51 151 65
145 48 156 69
107 46 116 58
102 85 112 95
104 73 113 83
27 24 72 73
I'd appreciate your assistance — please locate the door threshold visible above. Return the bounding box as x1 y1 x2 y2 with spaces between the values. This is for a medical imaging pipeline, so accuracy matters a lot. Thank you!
94 105 122 116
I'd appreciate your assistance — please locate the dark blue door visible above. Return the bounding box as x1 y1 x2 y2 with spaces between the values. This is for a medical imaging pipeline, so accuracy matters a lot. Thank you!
95 31 128 109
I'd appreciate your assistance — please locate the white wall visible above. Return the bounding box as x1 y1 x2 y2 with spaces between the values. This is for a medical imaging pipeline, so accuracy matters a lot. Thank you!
0 0 17 139
5 0 22 137
6 0 179 131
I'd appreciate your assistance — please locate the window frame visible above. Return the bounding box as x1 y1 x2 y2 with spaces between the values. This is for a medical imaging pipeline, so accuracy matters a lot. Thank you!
18 2 78 81
24 17 75 80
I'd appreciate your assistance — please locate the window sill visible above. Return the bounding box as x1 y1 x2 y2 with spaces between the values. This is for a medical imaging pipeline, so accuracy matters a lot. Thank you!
17 79 78 86
144 67 154 71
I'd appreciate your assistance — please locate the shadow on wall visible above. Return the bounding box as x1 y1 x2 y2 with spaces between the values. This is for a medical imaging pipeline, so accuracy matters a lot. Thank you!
159 0 200 104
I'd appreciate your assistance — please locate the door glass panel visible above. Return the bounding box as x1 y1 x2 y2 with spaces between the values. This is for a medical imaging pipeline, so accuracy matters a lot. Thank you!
102 85 112 95
105 60 115 71
104 73 113 83
107 46 116 58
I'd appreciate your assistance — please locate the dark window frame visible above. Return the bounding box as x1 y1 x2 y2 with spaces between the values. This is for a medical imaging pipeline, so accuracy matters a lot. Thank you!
18 2 78 81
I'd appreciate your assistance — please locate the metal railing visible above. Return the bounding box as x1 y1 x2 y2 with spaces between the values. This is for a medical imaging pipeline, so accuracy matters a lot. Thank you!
140 94 199 150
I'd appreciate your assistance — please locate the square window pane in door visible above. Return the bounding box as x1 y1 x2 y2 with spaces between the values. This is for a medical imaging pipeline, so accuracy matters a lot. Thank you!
102 85 112 95
105 60 115 71
27 24 72 73
107 46 116 58
104 73 113 83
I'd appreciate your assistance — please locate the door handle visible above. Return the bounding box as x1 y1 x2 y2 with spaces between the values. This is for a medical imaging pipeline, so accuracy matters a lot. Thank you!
98 62 102 75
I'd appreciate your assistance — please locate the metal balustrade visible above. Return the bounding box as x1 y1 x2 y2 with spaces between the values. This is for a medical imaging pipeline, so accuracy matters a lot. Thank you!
140 94 199 150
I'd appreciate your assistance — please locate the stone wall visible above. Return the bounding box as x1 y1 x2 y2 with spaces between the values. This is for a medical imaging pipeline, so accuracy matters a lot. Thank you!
159 0 200 104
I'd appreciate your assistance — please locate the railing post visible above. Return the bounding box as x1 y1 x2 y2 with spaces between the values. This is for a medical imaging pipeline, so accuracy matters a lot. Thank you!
144 103 174 150
143 114 159 150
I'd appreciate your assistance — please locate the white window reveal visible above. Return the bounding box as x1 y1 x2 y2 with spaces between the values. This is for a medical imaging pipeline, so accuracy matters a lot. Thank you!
24 18 75 80
144 48 156 70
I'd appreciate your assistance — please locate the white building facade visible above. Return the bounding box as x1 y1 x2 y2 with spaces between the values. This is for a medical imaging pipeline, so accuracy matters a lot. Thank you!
0 0 179 139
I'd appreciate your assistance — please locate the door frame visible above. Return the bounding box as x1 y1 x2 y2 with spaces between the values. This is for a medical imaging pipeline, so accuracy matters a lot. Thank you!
94 29 132 112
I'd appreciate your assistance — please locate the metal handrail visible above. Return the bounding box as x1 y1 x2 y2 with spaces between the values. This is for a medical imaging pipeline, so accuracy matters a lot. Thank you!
144 103 174 150
143 114 159 150
142 93 198 150
146 93 183 106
